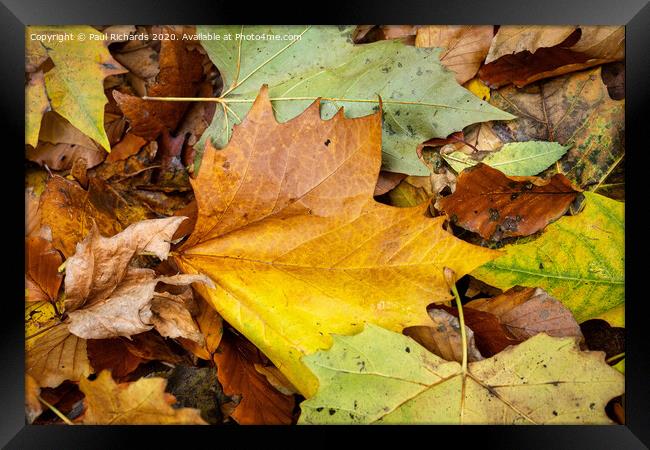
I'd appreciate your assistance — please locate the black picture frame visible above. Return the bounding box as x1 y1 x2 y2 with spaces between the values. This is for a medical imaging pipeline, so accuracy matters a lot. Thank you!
4 0 649 447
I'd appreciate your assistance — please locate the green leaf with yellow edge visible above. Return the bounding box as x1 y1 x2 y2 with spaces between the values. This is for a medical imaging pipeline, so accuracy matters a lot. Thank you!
472 192 623 322
26 26 127 150
175 87 498 398
197 25 514 175
299 324 623 424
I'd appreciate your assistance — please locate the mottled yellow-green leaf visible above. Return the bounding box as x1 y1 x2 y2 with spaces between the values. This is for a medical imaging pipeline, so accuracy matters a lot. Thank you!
472 192 623 322
26 71 50 147
26 26 127 150
299 324 623 424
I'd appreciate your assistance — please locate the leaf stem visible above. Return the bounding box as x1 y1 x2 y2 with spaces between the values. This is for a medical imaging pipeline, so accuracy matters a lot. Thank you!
37 394 74 425
140 95 475 110
444 268 468 374
606 352 625 364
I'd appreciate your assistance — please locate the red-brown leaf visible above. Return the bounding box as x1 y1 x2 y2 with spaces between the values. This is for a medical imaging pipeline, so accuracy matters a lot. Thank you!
438 164 580 241
214 331 295 425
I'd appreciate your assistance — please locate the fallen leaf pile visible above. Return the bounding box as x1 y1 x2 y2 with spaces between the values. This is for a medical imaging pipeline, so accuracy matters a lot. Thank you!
24 24 625 425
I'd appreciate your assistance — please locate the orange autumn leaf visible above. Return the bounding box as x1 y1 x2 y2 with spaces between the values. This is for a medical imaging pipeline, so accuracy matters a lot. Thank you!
78 370 206 424
214 332 295 425
113 28 205 141
25 236 63 303
174 86 499 397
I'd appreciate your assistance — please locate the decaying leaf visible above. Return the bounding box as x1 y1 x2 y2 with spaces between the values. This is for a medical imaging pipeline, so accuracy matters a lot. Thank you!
179 295 223 360
25 236 63 303
105 132 147 163
113 29 206 141
26 112 106 171
439 164 580 241
404 308 483 363
472 192 623 322
78 370 206 424
438 305 522 357
415 26 494 84
39 176 125 257
214 332 296 425
485 26 577 64
175 87 498 397
62 218 211 341
299 324 624 424
374 171 407 196
580 319 624 360
488 67 624 190
26 26 127 150
466 286 583 340
481 26 623 88
443 142 570 177
86 337 146 379
197 26 513 175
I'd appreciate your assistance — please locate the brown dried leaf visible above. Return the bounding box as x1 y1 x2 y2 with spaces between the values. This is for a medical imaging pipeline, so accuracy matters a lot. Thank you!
26 323 91 388
26 112 106 171
179 294 223 360
485 26 576 63
601 62 625 100
78 370 206 424
39 176 122 257
61 216 211 341
404 308 483 363
214 332 295 425
86 337 145 379
25 236 62 303
26 187 43 238
67 268 209 340
113 30 205 140
439 164 580 241
439 305 523 357
63 217 186 312
416 25 494 84
105 132 147 163
466 286 583 340
147 291 206 345
374 171 407 196
122 332 185 365
580 319 624 360
488 67 624 190
253 364 300 396
480 26 624 88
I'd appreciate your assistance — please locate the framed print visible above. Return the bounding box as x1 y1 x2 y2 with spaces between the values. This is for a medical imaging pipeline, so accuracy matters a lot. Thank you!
3 0 649 447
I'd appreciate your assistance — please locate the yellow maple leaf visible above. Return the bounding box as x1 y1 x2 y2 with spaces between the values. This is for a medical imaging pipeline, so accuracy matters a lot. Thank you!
175 86 499 397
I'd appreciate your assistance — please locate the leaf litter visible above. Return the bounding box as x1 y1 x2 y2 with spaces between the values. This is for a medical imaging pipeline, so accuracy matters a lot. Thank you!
24 24 625 425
